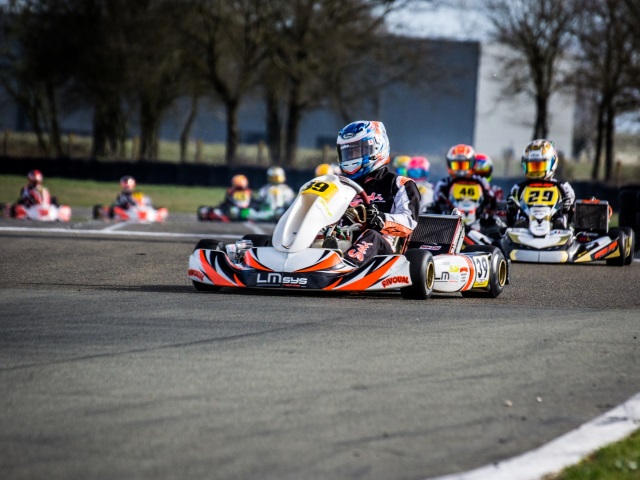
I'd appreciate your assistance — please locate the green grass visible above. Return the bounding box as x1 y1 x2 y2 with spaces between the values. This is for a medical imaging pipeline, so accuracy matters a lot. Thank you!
0 175 226 213
548 429 640 479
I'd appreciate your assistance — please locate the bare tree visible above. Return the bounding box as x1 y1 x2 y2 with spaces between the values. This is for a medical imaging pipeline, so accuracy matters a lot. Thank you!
0 0 77 156
572 0 638 181
483 0 576 140
187 0 271 165
263 0 415 167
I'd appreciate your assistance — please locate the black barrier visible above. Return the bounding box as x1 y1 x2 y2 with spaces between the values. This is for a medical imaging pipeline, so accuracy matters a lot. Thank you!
0 156 317 191
0 155 628 208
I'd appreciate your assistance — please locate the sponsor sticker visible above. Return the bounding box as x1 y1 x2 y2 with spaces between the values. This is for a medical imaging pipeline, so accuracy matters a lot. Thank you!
381 275 410 288
188 268 205 281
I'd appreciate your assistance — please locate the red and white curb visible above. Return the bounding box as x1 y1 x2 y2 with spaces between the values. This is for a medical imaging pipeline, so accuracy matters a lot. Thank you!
427 392 640 480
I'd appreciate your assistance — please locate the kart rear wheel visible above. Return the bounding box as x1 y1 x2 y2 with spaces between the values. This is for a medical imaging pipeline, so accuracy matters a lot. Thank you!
606 228 628 267
241 234 271 247
620 227 635 265
401 249 435 300
460 246 508 298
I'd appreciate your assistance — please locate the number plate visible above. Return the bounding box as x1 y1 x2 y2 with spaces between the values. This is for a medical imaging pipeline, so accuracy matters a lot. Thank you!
472 255 490 288
451 183 481 201
522 185 559 206
301 181 338 202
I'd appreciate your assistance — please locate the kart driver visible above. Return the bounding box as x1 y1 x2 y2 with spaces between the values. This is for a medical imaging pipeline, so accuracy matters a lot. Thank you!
507 139 575 229
114 175 139 210
17 170 57 207
256 166 295 210
432 144 496 216
335 120 421 267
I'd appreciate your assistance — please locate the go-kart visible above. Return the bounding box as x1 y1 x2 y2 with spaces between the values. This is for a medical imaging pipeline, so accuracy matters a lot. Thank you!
436 180 506 251
93 193 168 222
502 183 635 266
2 188 71 222
247 184 294 222
197 189 253 222
188 174 509 298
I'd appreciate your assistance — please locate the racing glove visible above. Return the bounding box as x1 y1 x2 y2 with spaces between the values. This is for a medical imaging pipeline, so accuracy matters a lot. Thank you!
365 204 385 231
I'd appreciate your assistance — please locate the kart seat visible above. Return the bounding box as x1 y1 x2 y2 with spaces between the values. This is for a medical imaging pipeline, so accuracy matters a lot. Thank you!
407 214 465 254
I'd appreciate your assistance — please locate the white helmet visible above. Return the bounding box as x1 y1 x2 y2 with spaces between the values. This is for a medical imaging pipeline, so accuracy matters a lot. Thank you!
337 121 390 180
521 139 557 180
267 166 285 185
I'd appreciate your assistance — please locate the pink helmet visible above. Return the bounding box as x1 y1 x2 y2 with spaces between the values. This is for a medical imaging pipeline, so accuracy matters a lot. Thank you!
407 156 430 181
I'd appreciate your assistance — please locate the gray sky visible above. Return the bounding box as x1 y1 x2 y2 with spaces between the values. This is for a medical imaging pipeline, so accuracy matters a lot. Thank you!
386 0 489 41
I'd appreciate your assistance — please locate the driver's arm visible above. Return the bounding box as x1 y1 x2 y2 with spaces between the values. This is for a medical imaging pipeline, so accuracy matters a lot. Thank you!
380 177 420 237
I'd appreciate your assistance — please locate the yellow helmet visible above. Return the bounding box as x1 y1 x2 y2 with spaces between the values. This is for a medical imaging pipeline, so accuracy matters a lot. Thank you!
315 163 333 176
392 155 411 176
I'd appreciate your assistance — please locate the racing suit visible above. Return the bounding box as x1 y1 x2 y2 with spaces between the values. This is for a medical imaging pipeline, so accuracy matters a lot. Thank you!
17 184 55 207
345 167 421 267
114 191 138 209
508 178 575 229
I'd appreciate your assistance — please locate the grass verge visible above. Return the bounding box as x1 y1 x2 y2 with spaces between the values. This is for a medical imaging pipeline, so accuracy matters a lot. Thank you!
546 429 640 479
0 175 225 214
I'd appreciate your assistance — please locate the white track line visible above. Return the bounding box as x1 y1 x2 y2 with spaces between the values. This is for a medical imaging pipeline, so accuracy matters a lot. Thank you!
427 392 640 480
0 226 240 240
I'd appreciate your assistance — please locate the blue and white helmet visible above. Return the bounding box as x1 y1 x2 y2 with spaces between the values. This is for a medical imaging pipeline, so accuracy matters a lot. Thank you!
337 121 390 180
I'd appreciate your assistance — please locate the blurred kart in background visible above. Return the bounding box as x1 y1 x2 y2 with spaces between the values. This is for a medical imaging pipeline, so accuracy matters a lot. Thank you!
93 192 168 222
1 188 71 222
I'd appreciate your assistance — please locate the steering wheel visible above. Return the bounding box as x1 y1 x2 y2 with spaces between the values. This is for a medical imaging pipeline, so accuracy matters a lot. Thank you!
338 176 370 206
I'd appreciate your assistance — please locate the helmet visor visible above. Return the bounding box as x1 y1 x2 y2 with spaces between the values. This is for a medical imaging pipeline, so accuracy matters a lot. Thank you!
395 167 408 176
337 141 375 162
449 160 471 172
408 168 427 179
524 160 547 174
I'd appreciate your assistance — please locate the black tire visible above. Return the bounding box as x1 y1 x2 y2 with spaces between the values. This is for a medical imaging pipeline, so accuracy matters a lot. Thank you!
241 234 271 247
620 227 635 265
618 189 638 229
197 206 209 221
192 280 222 292
92 204 103 220
461 245 508 298
606 228 626 267
194 239 226 252
401 249 435 300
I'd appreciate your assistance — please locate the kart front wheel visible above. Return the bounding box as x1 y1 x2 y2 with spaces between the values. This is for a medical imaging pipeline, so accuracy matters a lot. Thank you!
401 249 435 300
241 234 272 247
192 239 225 292
461 246 508 298
194 239 226 252
192 280 222 292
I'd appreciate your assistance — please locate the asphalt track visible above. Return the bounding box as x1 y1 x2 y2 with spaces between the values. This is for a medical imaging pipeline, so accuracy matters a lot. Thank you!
1 210 639 480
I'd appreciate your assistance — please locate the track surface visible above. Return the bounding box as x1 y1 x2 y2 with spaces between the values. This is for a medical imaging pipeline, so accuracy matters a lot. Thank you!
1 212 639 480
